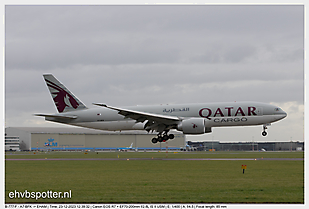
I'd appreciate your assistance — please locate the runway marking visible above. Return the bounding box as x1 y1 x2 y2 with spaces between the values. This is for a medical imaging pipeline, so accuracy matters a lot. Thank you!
5 158 304 161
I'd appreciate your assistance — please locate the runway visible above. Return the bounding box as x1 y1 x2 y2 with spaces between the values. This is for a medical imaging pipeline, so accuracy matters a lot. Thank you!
5 158 304 161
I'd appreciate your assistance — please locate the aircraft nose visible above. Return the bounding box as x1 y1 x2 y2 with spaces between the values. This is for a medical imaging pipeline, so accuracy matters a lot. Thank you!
279 113 287 120
282 111 287 118
278 109 287 120
273 106 287 120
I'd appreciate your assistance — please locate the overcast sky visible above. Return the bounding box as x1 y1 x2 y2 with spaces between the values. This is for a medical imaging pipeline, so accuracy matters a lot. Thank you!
4 5 304 142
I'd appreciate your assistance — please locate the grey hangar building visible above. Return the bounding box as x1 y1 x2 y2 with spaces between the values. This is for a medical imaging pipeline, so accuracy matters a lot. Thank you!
5 127 186 151
5 127 304 152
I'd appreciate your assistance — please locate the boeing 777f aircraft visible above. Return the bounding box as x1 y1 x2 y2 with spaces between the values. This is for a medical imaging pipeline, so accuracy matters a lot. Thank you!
35 74 287 144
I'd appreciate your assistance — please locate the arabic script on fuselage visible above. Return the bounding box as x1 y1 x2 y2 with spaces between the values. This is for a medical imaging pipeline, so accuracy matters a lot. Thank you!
163 108 190 113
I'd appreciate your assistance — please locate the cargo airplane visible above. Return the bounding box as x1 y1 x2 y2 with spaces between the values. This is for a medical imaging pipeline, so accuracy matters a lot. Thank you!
35 74 287 144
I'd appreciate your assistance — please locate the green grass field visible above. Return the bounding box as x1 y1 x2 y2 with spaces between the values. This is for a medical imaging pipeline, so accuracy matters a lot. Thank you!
5 151 304 203
5 150 304 159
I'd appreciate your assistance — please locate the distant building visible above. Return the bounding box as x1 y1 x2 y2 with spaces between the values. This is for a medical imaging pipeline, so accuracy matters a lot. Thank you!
5 127 186 151
5 127 304 152
5 136 20 151
188 141 304 151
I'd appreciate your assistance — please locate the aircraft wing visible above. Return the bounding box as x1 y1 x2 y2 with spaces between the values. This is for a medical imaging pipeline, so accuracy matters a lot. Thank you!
93 103 181 124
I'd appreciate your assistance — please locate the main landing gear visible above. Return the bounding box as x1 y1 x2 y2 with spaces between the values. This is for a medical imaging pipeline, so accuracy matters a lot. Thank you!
151 132 174 144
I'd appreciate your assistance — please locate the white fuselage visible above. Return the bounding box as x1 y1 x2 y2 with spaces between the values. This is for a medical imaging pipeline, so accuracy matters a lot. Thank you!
47 101 287 132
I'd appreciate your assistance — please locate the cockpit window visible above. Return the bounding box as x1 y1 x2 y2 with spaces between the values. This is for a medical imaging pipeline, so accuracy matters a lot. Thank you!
274 108 280 111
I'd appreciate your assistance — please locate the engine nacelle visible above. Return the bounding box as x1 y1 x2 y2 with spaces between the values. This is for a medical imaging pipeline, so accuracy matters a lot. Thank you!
177 118 212 134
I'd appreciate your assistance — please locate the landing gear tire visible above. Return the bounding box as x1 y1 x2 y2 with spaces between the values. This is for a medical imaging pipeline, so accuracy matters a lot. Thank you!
151 138 158 144
163 135 169 142
169 134 174 139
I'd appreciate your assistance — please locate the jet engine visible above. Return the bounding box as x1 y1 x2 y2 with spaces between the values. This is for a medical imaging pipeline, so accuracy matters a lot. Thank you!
177 118 212 134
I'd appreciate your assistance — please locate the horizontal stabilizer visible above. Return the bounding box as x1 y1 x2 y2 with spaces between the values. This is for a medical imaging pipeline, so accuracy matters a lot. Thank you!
34 114 77 119
93 103 107 108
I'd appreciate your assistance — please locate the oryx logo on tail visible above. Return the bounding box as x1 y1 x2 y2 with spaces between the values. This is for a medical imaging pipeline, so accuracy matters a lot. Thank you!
43 74 87 113
45 79 79 112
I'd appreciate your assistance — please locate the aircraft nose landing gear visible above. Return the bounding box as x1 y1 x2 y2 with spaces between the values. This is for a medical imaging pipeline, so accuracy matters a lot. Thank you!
262 124 269 136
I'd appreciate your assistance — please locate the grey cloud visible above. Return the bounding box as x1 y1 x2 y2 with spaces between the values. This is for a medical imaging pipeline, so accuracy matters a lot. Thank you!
5 5 304 142
6 5 303 70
